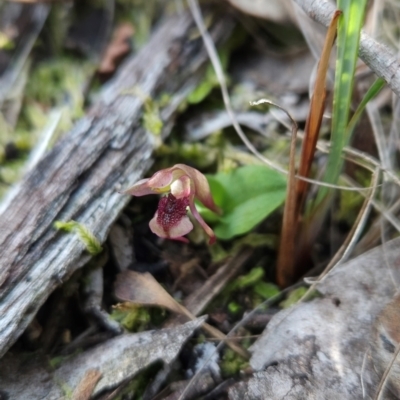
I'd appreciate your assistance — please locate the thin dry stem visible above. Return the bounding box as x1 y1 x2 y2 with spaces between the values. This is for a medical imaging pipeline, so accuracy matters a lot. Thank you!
318 168 380 282
186 0 286 175
300 168 379 295
374 344 400 400
249 99 300 286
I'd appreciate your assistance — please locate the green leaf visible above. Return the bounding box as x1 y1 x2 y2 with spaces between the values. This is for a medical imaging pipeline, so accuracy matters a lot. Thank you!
215 191 285 239
202 165 286 240
187 78 215 104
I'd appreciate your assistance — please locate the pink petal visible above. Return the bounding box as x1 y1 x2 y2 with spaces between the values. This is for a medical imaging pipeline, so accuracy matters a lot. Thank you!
120 178 154 196
149 194 193 242
149 212 193 242
170 175 192 199
147 169 174 191
173 164 221 215
121 169 175 197
188 199 216 245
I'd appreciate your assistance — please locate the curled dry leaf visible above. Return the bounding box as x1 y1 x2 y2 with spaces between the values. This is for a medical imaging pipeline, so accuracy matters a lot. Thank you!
114 270 250 359
115 270 183 314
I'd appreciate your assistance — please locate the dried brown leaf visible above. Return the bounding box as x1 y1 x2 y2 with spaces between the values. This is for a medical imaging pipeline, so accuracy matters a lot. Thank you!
115 270 182 314
114 270 249 359
296 10 342 215
276 10 341 287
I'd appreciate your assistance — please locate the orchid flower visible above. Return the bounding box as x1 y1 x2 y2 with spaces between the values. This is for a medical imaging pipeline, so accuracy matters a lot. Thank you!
121 164 220 244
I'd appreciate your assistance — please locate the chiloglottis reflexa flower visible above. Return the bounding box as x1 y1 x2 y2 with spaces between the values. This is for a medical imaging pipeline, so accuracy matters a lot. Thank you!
120 164 220 244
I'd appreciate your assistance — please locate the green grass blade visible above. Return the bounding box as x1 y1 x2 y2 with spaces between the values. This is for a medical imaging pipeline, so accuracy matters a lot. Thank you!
347 77 386 134
313 0 368 207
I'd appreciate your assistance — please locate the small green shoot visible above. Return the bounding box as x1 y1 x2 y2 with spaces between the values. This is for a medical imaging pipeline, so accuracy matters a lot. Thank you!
280 287 321 308
228 301 242 315
235 266 264 289
187 45 230 104
54 220 103 255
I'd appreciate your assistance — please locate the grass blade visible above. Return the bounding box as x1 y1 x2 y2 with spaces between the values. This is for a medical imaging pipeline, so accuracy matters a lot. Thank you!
347 77 386 134
313 0 368 207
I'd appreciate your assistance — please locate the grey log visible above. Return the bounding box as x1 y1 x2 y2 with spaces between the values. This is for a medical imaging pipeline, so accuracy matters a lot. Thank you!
0 11 233 358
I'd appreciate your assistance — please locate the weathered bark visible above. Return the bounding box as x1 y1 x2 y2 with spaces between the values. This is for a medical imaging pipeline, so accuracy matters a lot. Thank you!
0 11 233 358
0 318 206 399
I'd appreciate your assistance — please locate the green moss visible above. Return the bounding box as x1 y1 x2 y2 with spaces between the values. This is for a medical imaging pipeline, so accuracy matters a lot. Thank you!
14 134 34 153
232 234 278 251
0 32 15 50
0 159 26 184
208 243 229 263
206 266 280 316
142 106 163 135
49 355 68 369
220 348 248 378
121 87 164 136
156 140 219 169
110 304 151 332
25 58 91 115
54 220 103 255
157 92 172 107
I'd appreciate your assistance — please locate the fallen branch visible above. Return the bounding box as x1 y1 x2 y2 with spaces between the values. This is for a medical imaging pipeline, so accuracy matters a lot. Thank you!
293 0 400 97
0 318 205 399
0 10 233 358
